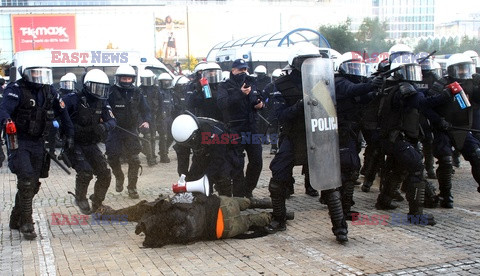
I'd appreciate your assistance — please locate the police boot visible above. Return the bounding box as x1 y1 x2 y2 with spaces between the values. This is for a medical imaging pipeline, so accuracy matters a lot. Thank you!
361 148 381 192
326 189 348 243
436 156 454 208
304 171 319 197
127 156 141 199
391 179 405 202
18 181 37 240
452 150 461 168
74 172 93 215
423 143 436 179
375 172 398 210
9 193 22 230
361 180 373 193
264 178 287 233
285 177 294 199
214 178 232 197
424 180 439 208
341 181 357 221
406 181 436 226
109 158 124 192
248 197 273 209
319 190 327 205
270 144 278 155
90 169 112 213
158 137 170 163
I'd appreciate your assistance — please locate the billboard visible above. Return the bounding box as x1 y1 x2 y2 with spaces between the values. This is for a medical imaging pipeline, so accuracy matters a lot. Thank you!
12 14 76 52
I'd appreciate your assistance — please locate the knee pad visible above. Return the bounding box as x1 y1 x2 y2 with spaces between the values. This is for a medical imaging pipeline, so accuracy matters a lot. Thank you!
438 156 453 166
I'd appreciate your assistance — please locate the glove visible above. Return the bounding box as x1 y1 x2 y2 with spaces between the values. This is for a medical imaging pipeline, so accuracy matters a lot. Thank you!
472 73 480 85
398 82 417 98
429 78 447 95
65 137 74 151
371 76 384 89
437 118 451 131
295 99 304 112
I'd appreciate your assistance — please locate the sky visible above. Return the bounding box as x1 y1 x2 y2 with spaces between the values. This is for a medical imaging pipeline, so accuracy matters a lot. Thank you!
435 0 480 23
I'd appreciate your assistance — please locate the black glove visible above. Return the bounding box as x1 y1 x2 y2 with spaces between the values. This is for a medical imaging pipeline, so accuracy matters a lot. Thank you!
371 76 384 89
437 118 451 131
398 82 417 98
472 73 480 86
295 99 304 112
429 78 447 95
65 137 75 151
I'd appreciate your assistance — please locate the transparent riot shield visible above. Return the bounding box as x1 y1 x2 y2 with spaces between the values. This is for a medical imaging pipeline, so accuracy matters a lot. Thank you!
302 57 341 191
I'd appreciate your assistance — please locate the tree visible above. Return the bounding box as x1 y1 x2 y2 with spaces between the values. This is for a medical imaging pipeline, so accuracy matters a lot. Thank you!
318 19 357 54
355 17 393 55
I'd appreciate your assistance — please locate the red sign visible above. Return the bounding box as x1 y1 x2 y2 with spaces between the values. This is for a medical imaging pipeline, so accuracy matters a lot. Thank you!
12 14 76 52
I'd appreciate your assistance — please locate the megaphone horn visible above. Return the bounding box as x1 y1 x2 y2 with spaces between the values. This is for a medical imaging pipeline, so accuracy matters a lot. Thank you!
172 175 210 196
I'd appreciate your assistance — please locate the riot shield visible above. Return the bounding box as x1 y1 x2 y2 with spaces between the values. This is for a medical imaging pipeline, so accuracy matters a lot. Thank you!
302 58 341 191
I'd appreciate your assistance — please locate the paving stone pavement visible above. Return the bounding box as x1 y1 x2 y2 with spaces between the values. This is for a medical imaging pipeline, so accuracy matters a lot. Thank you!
1 145 480 275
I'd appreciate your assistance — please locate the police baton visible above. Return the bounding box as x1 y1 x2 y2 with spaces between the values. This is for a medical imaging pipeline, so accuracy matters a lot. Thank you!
46 150 71 175
448 126 480 134
115 125 152 144
257 113 272 127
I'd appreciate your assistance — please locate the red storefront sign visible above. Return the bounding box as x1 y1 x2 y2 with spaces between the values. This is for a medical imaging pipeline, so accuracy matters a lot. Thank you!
12 14 76 52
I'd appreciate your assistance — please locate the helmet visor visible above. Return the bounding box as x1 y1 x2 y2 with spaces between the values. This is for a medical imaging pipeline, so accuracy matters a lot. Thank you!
60 80 75 90
201 69 222 84
396 64 423 82
141 76 156 86
448 62 476 79
24 68 53 85
340 61 366 77
87 82 110 99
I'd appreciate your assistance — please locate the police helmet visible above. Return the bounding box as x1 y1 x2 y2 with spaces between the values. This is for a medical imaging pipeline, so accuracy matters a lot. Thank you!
463 50 479 68
388 44 414 63
59 72 77 91
84 69 110 99
337 52 367 77
254 65 267 76
418 58 442 77
21 64 53 86
193 62 208 74
287 43 322 71
390 52 422 82
198 62 222 84
139 69 156 86
158 72 173 89
172 75 190 93
171 113 200 148
114 64 136 89
446 53 476 80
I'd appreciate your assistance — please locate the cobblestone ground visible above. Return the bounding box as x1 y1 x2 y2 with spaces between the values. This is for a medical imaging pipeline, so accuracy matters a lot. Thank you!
1 145 480 275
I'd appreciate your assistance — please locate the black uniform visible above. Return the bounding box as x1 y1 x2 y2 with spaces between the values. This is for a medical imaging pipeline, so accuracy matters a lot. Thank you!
63 90 116 214
139 84 161 166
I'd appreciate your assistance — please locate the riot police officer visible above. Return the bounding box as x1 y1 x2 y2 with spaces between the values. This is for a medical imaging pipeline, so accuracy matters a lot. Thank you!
188 62 223 121
374 51 442 225
265 44 348 243
430 53 480 207
0 64 74 240
263 68 283 155
157 72 175 163
171 113 233 195
106 64 151 199
138 69 159 166
63 69 116 214
254 65 271 137
47 72 78 156
335 52 382 219
217 59 264 198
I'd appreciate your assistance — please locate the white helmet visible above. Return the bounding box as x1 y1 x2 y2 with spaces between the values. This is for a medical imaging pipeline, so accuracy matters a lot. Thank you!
84 69 110 99
171 114 200 147
139 69 156 86
59 72 77 90
446 53 476 79
158 72 173 89
388 44 413 63
114 64 136 88
287 42 322 70
254 65 267 75
463 50 479 68
272 68 283 78
418 58 442 76
197 62 222 84
21 63 53 86
172 75 190 93
336 52 366 77
390 52 422 82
